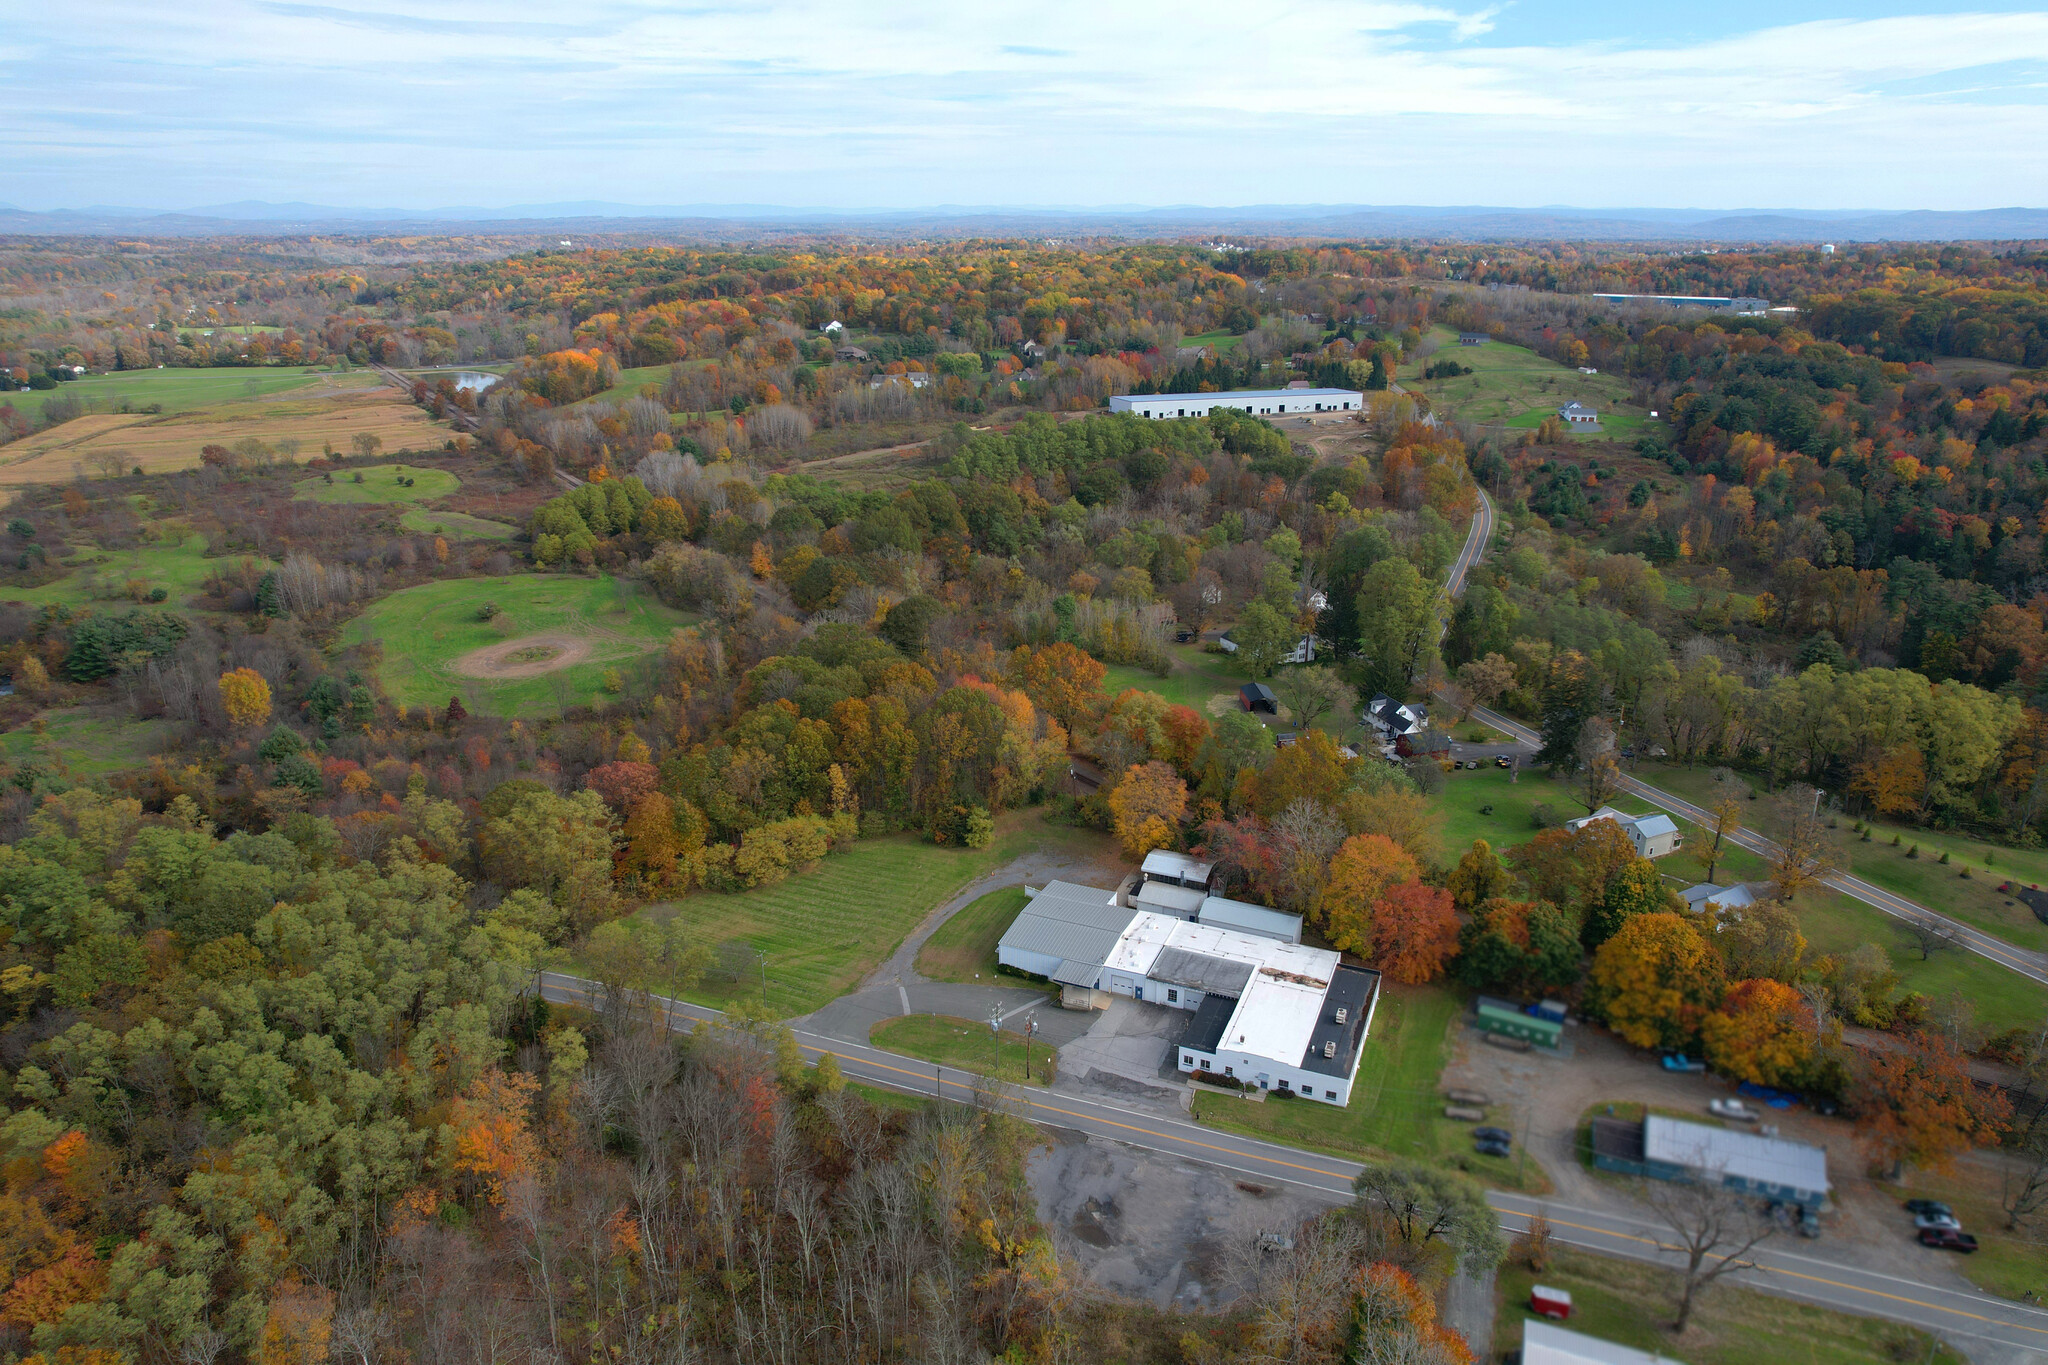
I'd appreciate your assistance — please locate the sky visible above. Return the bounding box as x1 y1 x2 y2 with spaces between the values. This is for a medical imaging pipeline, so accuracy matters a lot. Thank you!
2 0 2045 213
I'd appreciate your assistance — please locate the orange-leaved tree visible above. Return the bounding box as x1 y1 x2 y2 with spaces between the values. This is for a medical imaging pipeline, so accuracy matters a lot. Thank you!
1011 642 1107 735
450 1069 542 1205
1588 912 1726 1051
217 666 272 729
1371 882 1460 984
1323 834 1421 956
1509 818 1635 912
1107 761 1187 859
1854 1031 2011 1176
1699 978 1814 1087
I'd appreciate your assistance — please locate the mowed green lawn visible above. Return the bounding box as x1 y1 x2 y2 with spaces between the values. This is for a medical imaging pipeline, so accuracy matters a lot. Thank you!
343 573 692 717
916 885 1033 984
617 816 1112 1017
1103 643 1368 743
0 533 268 610
398 508 518 541
7 366 334 421
1191 984 1548 1193
293 462 461 504
0 708 178 776
1405 326 1646 439
1434 765 2048 1032
1636 761 2048 953
1495 1247 1962 1365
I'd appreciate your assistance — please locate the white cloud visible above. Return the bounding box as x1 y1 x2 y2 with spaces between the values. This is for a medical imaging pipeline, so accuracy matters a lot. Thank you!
0 2 2042 208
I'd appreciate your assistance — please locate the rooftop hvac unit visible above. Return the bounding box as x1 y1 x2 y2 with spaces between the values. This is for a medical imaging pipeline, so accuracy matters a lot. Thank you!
1334 1007 1348 1024
1323 1041 1337 1059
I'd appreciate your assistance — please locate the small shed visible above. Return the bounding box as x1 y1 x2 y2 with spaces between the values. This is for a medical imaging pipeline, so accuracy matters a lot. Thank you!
1458 332 1489 346
1141 849 1216 890
1239 682 1278 715
833 346 871 363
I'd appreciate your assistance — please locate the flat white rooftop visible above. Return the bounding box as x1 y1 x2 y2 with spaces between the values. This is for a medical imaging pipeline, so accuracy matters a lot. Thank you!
1112 387 1361 405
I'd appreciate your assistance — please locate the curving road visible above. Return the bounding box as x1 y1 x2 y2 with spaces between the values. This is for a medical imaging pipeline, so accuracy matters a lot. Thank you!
1444 489 2048 990
538 970 2048 1359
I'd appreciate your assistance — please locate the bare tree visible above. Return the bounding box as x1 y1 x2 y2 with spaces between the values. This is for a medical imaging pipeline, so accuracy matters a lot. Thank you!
1768 783 1838 901
1642 1166 1776 1333
1902 913 1963 961
1576 716 1621 813
1228 1212 1369 1365
2004 1092 2048 1231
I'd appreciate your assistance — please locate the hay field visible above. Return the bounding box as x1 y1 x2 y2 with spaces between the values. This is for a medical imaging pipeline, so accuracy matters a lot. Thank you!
1403 325 1643 436
5 365 339 422
0 387 443 487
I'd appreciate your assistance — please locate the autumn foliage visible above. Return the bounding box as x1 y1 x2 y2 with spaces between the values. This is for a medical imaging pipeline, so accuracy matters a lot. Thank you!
216 666 272 728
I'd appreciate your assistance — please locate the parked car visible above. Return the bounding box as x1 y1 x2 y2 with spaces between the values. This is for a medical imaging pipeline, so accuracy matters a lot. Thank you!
1797 1205 1821 1239
1918 1227 1979 1253
1495 755 1512 768
1709 1098 1760 1121
1913 1211 1962 1232
1472 1127 1512 1145
1905 1199 1954 1220
1766 1201 1823 1239
1474 1137 1512 1158
1661 1053 1706 1072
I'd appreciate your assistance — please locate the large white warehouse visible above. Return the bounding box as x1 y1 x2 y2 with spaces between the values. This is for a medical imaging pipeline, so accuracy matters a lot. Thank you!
1109 388 1363 420
996 884 1380 1105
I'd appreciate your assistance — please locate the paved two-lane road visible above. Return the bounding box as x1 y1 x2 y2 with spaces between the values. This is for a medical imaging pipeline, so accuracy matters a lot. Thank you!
1443 489 2048 989
1461 701 2048 989
538 971 2048 1360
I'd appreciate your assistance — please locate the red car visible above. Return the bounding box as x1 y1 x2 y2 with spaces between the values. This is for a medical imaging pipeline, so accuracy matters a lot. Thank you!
1917 1227 1979 1253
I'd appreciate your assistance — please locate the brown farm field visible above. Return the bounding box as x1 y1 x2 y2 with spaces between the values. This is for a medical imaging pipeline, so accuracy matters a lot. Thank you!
0 387 446 487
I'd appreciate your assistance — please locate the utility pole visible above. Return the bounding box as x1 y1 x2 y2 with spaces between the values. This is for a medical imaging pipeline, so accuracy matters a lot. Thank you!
1023 1011 1038 1081
989 1000 1004 1076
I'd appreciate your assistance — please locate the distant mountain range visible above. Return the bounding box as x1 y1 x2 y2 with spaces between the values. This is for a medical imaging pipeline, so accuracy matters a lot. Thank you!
2 200 2044 243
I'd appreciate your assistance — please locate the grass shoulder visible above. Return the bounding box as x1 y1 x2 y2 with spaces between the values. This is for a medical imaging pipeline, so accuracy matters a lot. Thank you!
1495 1246 1964 1365
869 1014 1051 1086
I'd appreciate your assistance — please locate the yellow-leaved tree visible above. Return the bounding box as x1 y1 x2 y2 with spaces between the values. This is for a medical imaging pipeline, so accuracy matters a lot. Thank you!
217 667 272 728
1107 761 1186 859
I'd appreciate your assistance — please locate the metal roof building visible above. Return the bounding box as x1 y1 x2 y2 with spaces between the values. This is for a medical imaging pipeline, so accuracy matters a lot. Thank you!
1133 880 1206 918
1141 849 1215 889
1593 1114 1830 1208
1109 388 1362 420
1196 895 1303 944
1521 1320 1683 1365
996 881 1132 981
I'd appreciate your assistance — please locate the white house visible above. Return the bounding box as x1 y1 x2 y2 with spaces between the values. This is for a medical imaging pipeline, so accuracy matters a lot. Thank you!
1566 807 1685 859
1108 387 1363 420
1365 694 1427 742
1558 401 1600 429
821 320 844 335
1681 881 1757 914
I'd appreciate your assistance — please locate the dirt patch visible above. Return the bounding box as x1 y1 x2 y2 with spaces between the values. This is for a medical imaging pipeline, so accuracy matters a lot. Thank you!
450 632 595 679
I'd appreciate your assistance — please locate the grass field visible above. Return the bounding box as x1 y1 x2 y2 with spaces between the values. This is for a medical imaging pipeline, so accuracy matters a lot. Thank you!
1432 766 2048 1032
1636 761 2048 953
343 573 693 717
915 886 1033 984
868 1014 1050 1086
398 508 518 541
0 707 177 776
0 386 442 487
1405 326 1646 440
1191 984 1549 1193
5 366 337 421
573 363 676 407
0 532 268 610
293 462 460 504
1495 1247 1962 1365
614 815 1112 1017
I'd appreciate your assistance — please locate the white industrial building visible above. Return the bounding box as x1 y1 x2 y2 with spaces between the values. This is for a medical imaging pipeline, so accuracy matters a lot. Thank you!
997 884 1378 1104
1109 387 1363 420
